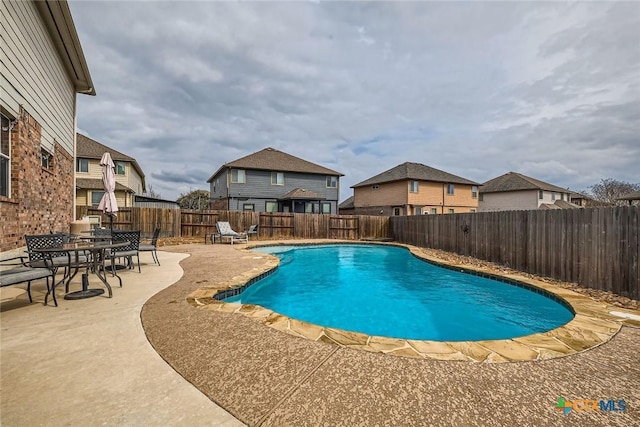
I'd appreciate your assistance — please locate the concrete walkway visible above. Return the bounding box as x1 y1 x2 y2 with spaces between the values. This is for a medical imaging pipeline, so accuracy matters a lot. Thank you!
0 251 243 427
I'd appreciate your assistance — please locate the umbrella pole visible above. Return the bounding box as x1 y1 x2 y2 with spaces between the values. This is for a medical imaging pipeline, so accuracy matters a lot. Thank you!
109 214 114 231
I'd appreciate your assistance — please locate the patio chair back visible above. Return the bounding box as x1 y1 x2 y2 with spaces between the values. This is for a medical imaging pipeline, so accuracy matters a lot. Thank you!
139 228 161 266
216 221 239 237
25 234 65 262
110 230 141 272
149 227 161 245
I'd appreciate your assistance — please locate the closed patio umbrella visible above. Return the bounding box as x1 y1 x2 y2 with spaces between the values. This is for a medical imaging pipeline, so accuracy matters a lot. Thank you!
98 152 118 230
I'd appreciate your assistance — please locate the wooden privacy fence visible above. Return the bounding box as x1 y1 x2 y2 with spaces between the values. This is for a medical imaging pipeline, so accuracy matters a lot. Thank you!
390 206 639 300
195 211 390 241
76 206 180 238
76 207 391 241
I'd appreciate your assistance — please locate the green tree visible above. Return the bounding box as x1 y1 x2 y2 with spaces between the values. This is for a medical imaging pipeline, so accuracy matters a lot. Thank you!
177 189 210 210
587 178 640 206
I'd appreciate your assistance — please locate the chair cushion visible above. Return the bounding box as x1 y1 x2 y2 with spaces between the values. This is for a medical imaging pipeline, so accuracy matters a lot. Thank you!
0 268 52 286
112 250 138 257
139 245 156 251
30 255 81 268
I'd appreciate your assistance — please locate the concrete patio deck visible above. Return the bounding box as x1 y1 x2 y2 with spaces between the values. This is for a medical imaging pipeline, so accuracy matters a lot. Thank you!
0 251 242 427
2 242 639 426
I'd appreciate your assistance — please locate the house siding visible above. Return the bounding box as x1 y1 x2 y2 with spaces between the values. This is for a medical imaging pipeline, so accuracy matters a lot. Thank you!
353 180 479 215
479 190 538 211
479 189 573 212
75 158 144 208
355 181 407 207
210 169 339 213
0 0 76 155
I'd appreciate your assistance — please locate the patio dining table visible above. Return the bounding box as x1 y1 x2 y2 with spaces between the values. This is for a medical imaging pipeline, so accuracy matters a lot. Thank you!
34 240 129 306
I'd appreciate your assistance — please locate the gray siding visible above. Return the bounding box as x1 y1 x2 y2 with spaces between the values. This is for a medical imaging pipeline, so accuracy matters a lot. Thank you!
209 169 229 200
209 169 340 213
0 0 76 154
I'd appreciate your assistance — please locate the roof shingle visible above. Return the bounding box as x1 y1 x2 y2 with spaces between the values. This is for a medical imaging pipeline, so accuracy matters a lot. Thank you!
480 172 569 194
76 133 145 181
352 162 479 188
207 147 342 182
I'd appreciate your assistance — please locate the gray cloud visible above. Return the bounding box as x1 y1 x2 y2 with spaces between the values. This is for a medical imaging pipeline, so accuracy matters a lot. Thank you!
71 1 640 201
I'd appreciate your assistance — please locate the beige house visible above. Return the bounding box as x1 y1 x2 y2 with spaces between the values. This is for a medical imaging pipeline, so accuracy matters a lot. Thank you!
75 133 146 208
1 0 94 253
345 162 480 216
479 172 579 212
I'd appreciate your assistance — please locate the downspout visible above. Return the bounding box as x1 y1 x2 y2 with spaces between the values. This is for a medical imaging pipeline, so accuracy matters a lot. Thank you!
442 183 445 214
226 166 230 211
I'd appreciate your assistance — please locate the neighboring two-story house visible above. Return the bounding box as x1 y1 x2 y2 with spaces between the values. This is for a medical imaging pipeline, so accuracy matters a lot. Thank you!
346 162 480 216
207 147 343 213
1 0 94 254
75 133 146 208
479 172 579 212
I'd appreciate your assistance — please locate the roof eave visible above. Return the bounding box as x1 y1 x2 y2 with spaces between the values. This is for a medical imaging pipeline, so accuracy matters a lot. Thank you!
36 1 96 96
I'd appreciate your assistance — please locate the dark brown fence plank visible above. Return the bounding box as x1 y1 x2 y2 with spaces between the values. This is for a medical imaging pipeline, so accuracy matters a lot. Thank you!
390 206 639 300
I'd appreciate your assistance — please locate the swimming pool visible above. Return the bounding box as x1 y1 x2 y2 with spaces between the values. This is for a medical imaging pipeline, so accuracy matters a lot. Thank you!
224 244 574 341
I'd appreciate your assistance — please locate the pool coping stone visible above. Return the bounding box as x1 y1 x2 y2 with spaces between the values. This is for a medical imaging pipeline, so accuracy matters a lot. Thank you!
187 241 632 363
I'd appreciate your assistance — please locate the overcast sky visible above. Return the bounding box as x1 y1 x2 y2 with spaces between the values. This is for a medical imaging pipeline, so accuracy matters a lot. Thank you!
70 1 640 202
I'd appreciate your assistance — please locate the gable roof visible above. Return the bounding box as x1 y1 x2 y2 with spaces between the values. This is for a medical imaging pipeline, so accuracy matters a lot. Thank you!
76 133 146 187
338 196 355 209
540 200 582 210
617 190 640 201
352 162 479 188
279 188 325 200
76 178 133 193
207 147 343 182
480 172 569 194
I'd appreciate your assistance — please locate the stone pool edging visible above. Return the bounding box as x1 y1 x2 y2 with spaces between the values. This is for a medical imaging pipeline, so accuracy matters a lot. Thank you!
186 241 625 363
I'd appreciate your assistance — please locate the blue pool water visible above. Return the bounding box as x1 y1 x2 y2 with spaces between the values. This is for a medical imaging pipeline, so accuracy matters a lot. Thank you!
225 244 574 341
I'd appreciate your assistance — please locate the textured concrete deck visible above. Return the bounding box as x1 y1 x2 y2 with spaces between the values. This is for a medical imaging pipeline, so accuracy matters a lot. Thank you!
0 251 242 427
141 242 640 426
2 242 638 426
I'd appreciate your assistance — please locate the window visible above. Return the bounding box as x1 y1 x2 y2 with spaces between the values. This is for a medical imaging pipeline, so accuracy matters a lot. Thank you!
266 201 278 212
271 172 284 185
116 161 125 175
447 183 455 195
410 180 419 193
231 169 245 183
431 208 437 214
243 203 255 211
1 114 11 197
41 149 52 169
321 202 331 214
77 158 89 173
305 203 316 213
552 192 557 201
326 176 337 188
539 190 544 200
91 191 104 207
449 208 455 214
472 186 478 198
393 207 401 216
414 207 422 215
470 209 476 213
479 193 484 201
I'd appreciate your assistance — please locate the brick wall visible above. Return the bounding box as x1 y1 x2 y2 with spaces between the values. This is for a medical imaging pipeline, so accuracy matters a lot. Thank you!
0 108 74 253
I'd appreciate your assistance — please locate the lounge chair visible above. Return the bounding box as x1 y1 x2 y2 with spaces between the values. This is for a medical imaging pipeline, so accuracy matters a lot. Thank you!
245 224 259 240
139 228 161 266
215 221 248 244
